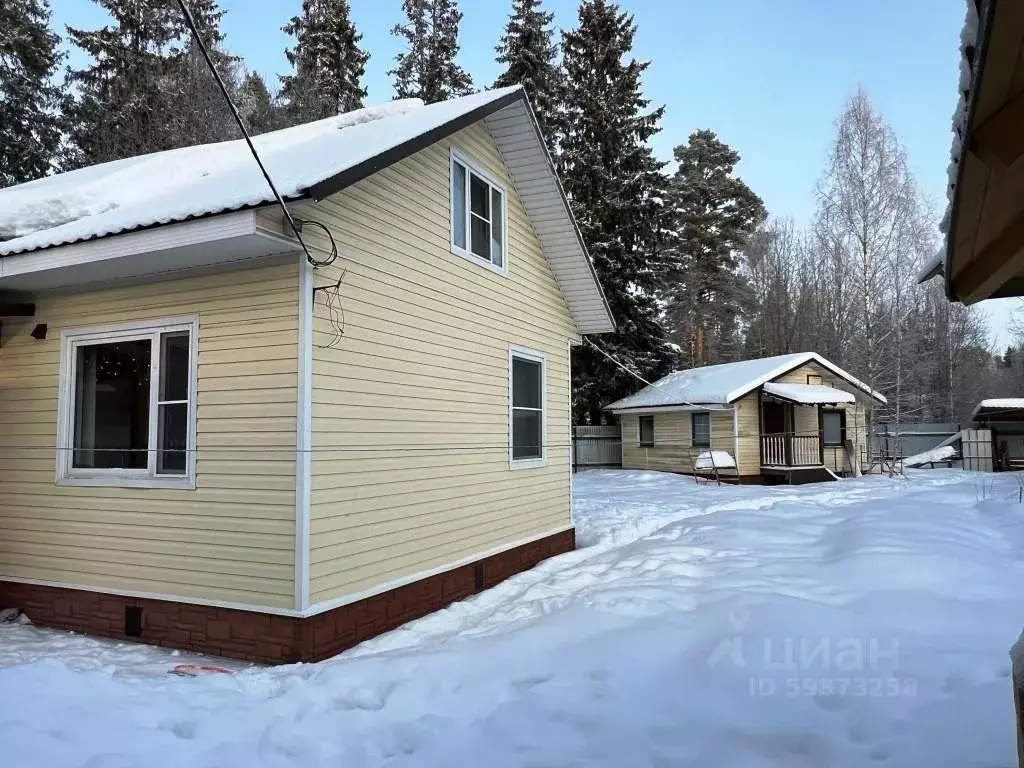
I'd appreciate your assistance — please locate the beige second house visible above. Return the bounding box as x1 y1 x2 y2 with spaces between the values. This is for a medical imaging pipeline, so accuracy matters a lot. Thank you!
606 353 886 484
0 87 613 662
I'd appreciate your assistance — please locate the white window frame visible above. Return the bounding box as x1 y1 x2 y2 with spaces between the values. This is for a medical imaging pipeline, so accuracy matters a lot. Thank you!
638 415 655 446
450 148 509 277
508 345 547 470
55 315 199 489
691 411 711 448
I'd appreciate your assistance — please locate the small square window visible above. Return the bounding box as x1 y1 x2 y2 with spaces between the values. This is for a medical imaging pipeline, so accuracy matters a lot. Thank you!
807 374 823 385
59 317 197 488
691 412 711 448
451 151 507 274
639 415 654 446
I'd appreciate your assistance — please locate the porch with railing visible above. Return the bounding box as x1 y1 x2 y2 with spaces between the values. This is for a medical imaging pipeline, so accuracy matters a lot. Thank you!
760 433 822 467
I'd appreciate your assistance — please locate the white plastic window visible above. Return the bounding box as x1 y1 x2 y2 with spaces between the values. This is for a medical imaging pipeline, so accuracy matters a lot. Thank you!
58 316 197 488
451 150 507 274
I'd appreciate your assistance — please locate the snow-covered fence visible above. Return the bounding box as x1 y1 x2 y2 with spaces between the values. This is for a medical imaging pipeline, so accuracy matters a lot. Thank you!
573 426 621 470
962 428 994 472
871 422 960 459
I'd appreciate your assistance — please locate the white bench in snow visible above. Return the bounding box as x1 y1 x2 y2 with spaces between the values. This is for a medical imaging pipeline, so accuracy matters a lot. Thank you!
693 451 738 485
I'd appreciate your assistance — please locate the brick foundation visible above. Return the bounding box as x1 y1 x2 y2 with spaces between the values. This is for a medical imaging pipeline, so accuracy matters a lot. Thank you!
0 528 575 664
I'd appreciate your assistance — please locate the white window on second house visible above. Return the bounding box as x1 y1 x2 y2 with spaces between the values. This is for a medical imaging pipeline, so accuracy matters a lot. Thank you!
822 410 846 446
510 347 546 468
639 415 655 446
58 316 197 488
451 150 507 273
691 412 711 447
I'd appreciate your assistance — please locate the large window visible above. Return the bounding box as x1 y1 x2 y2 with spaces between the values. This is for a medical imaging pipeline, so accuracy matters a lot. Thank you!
509 347 545 468
451 150 507 273
639 415 655 446
58 316 197 488
822 409 846 446
691 412 711 448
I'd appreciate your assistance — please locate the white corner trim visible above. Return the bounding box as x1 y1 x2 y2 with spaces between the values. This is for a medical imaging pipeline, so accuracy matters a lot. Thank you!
0 576 304 617
732 405 740 470
302 525 574 617
508 344 548 470
567 339 575 528
294 253 314 612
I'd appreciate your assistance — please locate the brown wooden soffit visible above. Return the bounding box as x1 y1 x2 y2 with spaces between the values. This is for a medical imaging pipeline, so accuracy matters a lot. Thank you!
956 206 1024 303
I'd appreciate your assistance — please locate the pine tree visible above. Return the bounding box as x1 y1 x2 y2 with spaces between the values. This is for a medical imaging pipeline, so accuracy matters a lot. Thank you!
280 0 369 124
493 0 563 148
559 0 672 423
237 71 278 134
663 130 765 366
390 0 473 103
1 0 63 186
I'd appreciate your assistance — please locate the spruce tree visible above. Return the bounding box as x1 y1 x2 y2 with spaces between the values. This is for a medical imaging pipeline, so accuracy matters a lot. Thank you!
62 0 240 168
237 72 278 134
494 0 563 149
390 0 473 103
560 0 672 423
664 130 765 366
281 0 369 123
1 0 63 186
166 0 242 148
63 0 183 168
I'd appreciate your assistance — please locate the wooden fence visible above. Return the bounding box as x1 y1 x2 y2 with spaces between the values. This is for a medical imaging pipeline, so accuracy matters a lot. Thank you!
963 428 994 472
572 425 622 470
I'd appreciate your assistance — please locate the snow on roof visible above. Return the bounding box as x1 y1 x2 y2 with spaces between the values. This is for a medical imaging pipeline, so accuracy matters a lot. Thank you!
604 352 886 411
762 382 856 405
917 250 945 284
0 88 520 256
971 398 1024 419
941 0 982 238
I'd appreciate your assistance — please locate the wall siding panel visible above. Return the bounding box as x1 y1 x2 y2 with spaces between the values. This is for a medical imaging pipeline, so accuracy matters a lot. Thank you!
0 264 299 608
305 123 579 606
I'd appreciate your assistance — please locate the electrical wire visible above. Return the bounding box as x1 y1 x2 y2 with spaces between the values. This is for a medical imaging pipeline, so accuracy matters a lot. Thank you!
173 0 318 269
295 219 339 269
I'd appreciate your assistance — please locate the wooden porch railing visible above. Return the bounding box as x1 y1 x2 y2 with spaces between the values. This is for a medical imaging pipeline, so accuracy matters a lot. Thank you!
761 434 822 467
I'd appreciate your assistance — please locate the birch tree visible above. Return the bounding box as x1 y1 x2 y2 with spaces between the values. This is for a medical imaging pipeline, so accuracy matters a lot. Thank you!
812 88 928 425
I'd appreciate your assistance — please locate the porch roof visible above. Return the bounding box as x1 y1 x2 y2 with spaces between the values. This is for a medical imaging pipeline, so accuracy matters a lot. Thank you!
763 382 856 405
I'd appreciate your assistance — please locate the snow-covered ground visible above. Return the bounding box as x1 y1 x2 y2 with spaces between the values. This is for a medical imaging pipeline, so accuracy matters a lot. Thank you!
4 469 1024 767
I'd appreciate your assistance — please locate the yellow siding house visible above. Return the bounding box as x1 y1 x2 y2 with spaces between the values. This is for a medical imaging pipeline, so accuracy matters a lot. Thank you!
0 87 613 662
606 353 886 484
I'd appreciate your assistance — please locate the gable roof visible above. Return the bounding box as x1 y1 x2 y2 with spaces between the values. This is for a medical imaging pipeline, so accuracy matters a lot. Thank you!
0 86 614 334
604 352 887 411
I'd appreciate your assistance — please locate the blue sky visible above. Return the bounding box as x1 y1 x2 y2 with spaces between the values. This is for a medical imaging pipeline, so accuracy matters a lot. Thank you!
48 0 1018 345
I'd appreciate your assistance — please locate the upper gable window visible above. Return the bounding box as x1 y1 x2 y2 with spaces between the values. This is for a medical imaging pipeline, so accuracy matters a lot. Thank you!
451 149 507 275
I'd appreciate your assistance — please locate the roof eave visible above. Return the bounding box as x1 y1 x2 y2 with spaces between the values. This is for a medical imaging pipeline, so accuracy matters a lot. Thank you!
945 0 998 302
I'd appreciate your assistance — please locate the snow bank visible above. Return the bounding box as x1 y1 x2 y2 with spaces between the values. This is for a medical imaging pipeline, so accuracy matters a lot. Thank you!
903 445 958 467
4 470 1024 767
